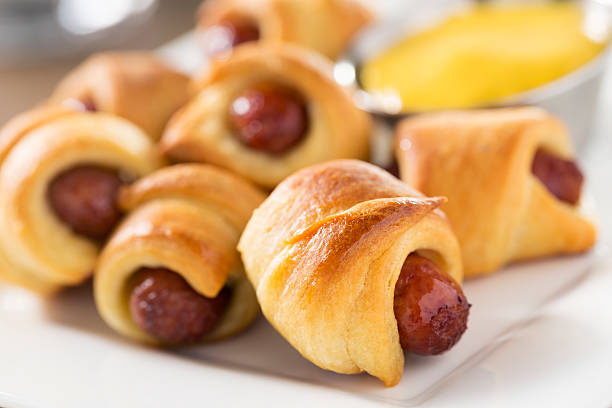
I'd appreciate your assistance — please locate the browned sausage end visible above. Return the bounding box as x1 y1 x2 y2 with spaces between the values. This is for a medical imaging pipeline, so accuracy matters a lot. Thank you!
201 16 260 56
393 254 470 355
531 148 583 205
129 267 230 345
47 165 124 241
229 84 309 154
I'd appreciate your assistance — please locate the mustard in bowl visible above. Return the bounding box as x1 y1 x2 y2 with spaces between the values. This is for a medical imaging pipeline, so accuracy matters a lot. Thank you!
337 0 612 145
361 2 607 110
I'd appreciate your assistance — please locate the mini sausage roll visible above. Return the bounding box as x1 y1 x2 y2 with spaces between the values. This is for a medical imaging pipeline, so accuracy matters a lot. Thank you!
49 52 190 140
238 160 468 386
0 106 160 294
95 164 265 345
396 107 597 278
161 43 371 188
196 0 372 59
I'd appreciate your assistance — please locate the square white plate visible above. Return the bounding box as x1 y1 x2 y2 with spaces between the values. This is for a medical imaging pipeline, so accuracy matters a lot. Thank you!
0 247 608 408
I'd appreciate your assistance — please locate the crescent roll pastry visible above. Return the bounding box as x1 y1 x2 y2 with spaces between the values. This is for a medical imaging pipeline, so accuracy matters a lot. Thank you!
196 0 372 59
396 107 597 278
161 43 371 188
0 106 160 294
238 160 469 386
95 164 265 345
49 52 190 140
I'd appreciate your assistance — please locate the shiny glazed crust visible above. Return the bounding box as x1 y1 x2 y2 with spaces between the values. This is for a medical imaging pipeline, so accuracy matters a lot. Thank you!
238 160 462 386
49 52 190 140
196 0 372 59
396 107 597 277
0 106 161 294
95 164 266 345
160 43 371 188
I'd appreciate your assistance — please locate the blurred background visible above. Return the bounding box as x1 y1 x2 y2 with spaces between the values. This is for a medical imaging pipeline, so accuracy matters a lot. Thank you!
0 0 200 123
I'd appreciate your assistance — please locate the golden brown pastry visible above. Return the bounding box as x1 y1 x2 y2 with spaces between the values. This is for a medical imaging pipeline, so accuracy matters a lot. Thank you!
95 164 265 345
196 0 372 59
238 160 468 386
161 43 371 188
0 105 161 294
49 52 190 140
396 107 596 277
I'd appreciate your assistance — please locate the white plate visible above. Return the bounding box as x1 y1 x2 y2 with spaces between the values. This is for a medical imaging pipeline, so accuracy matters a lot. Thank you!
0 247 609 408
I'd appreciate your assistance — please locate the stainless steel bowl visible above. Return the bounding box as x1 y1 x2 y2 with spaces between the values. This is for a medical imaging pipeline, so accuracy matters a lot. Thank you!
335 0 612 149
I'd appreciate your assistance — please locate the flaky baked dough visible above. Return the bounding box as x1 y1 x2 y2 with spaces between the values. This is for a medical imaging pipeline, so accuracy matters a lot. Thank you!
0 106 160 294
396 107 597 278
49 52 190 140
197 0 372 59
161 43 371 188
95 164 265 344
238 160 462 386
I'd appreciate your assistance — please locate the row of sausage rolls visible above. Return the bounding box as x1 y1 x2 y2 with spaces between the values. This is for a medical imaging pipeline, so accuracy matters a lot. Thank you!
0 41 371 294
0 39 378 350
0 106 470 386
94 109 595 383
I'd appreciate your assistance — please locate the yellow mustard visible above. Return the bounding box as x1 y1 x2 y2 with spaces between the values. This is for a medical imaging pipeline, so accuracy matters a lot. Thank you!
360 3 608 111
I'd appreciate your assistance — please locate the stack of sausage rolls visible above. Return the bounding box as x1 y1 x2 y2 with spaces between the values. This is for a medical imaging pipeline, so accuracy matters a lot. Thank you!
0 0 596 388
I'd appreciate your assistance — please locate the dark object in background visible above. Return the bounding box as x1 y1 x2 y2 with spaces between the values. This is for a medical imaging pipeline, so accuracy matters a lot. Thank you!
0 0 200 123
0 0 160 67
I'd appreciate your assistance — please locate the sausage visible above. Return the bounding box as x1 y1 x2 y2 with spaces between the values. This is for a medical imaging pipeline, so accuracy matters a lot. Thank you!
77 97 97 112
393 254 470 355
202 16 260 56
219 17 260 48
229 84 309 154
531 148 583 205
129 267 230 345
63 97 97 112
384 160 400 178
47 165 124 241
